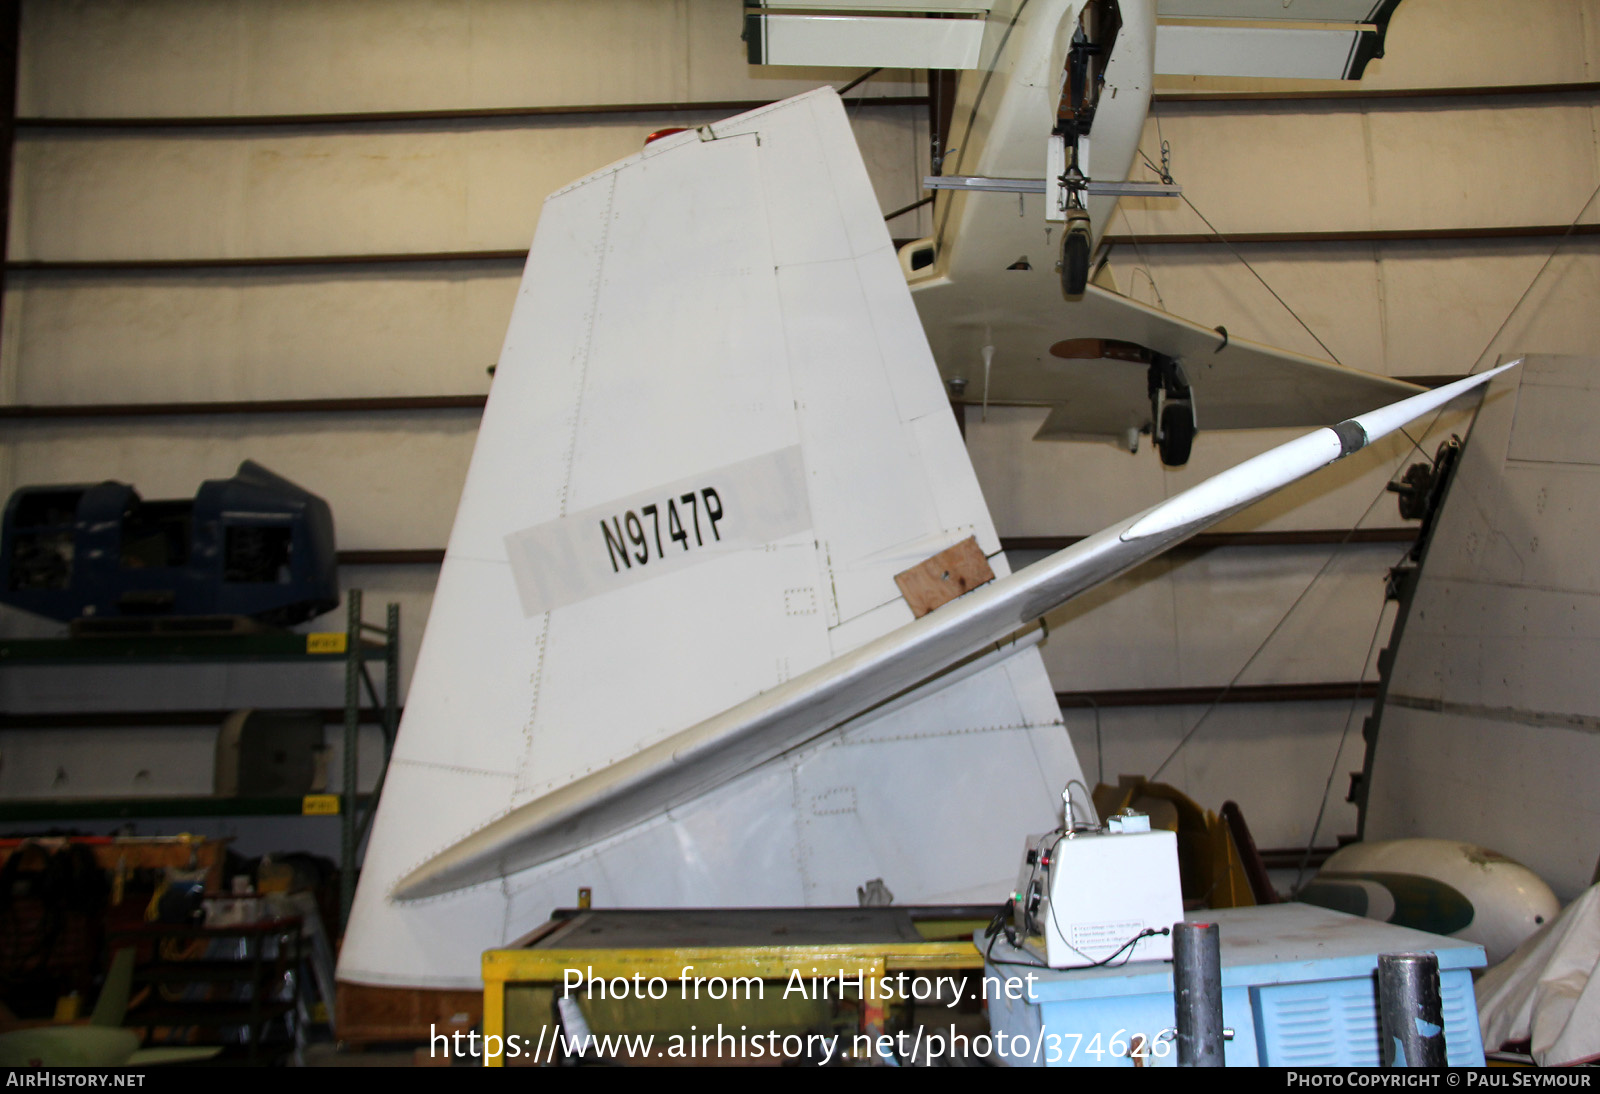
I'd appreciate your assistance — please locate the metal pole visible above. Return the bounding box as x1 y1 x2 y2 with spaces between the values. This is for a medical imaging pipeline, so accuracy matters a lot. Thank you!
384 602 400 764
1378 952 1446 1067
339 589 362 931
352 602 401 852
1173 921 1225 1066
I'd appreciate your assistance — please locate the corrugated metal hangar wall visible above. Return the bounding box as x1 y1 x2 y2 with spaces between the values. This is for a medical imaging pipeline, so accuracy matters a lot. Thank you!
0 0 1597 865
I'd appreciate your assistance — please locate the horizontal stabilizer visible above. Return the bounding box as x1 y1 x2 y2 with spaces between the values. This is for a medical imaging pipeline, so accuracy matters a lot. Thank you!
397 363 1514 899
909 274 1422 444
1039 285 1421 439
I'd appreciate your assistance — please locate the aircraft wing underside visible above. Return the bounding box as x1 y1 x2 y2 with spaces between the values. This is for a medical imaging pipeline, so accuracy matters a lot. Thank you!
912 272 1424 444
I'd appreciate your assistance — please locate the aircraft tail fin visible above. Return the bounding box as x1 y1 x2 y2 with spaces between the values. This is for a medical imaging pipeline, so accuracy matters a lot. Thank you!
338 87 1083 988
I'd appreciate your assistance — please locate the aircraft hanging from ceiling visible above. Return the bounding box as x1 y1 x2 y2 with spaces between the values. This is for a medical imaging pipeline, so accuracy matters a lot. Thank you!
336 86 1503 990
745 0 1414 464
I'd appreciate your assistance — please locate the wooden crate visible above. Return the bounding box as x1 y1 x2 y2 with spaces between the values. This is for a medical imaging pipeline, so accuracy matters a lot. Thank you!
335 981 483 1045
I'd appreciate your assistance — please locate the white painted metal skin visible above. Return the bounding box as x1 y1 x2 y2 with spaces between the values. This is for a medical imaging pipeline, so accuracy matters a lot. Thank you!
1366 356 1600 903
338 89 1083 988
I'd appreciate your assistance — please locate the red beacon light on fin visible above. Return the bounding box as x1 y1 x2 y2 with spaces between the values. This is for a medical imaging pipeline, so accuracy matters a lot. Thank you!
645 127 690 146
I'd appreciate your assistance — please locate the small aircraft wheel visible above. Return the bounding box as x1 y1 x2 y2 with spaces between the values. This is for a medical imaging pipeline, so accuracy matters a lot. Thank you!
1158 401 1195 467
1060 227 1091 297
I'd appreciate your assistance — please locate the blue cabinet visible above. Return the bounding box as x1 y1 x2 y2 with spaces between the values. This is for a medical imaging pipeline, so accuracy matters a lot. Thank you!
984 903 1485 1066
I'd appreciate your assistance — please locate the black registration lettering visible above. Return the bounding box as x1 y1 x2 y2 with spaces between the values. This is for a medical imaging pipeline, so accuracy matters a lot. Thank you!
625 510 648 565
602 517 631 572
701 488 723 541
681 493 702 546
667 499 689 550
602 486 729 572
641 504 663 559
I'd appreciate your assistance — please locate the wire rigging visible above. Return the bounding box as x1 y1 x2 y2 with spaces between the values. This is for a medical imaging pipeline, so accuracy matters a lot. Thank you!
1282 178 1600 880
1136 146 1343 364
835 67 882 96
1146 141 1600 787
1149 483 1392 782
1294 559 1399 893
1371 173 1600 475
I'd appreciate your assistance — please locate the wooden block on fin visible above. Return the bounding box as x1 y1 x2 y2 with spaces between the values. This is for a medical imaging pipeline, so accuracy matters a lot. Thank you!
893 536 995 619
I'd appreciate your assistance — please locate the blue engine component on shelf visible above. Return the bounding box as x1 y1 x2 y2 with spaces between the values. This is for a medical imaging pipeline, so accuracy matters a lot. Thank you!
0 461 339 626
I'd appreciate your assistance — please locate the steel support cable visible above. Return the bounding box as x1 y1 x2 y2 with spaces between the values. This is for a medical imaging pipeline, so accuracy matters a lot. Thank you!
1391 175 1600 468
1146 176 1600 790
1148 483 1391 783
1294 570 1396 892
1282 183 1600 877
1137 147 1342 363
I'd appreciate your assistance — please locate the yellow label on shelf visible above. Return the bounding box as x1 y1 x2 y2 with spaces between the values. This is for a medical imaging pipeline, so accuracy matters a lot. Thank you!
301 794 340 816
307 632 347 654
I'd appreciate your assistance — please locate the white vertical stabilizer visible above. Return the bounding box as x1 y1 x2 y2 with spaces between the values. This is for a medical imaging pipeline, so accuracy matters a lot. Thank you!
338 89 1083 989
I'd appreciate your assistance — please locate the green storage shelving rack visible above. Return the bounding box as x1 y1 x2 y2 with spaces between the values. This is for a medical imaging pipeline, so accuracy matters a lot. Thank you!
0 589 399 927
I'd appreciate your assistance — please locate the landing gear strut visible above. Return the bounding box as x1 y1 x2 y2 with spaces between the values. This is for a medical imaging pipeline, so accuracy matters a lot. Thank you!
1149 354 1195 467
1060 209 1092 297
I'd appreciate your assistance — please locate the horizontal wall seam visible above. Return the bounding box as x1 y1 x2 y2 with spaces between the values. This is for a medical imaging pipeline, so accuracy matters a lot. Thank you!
1057 680 1379 708
326 532 1417 568
10 80 1594 130
0 686 1379 720
1006 529 1416 551
10 227 1594 271
1151 80 1600 108
5 251 529 272
1385 694 1600 735
0 395 489 419
0 707 396 728
338 550 446 566
1104 224 1600 246
4 239 925 271
12 96 931 131
0 381 1456 422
